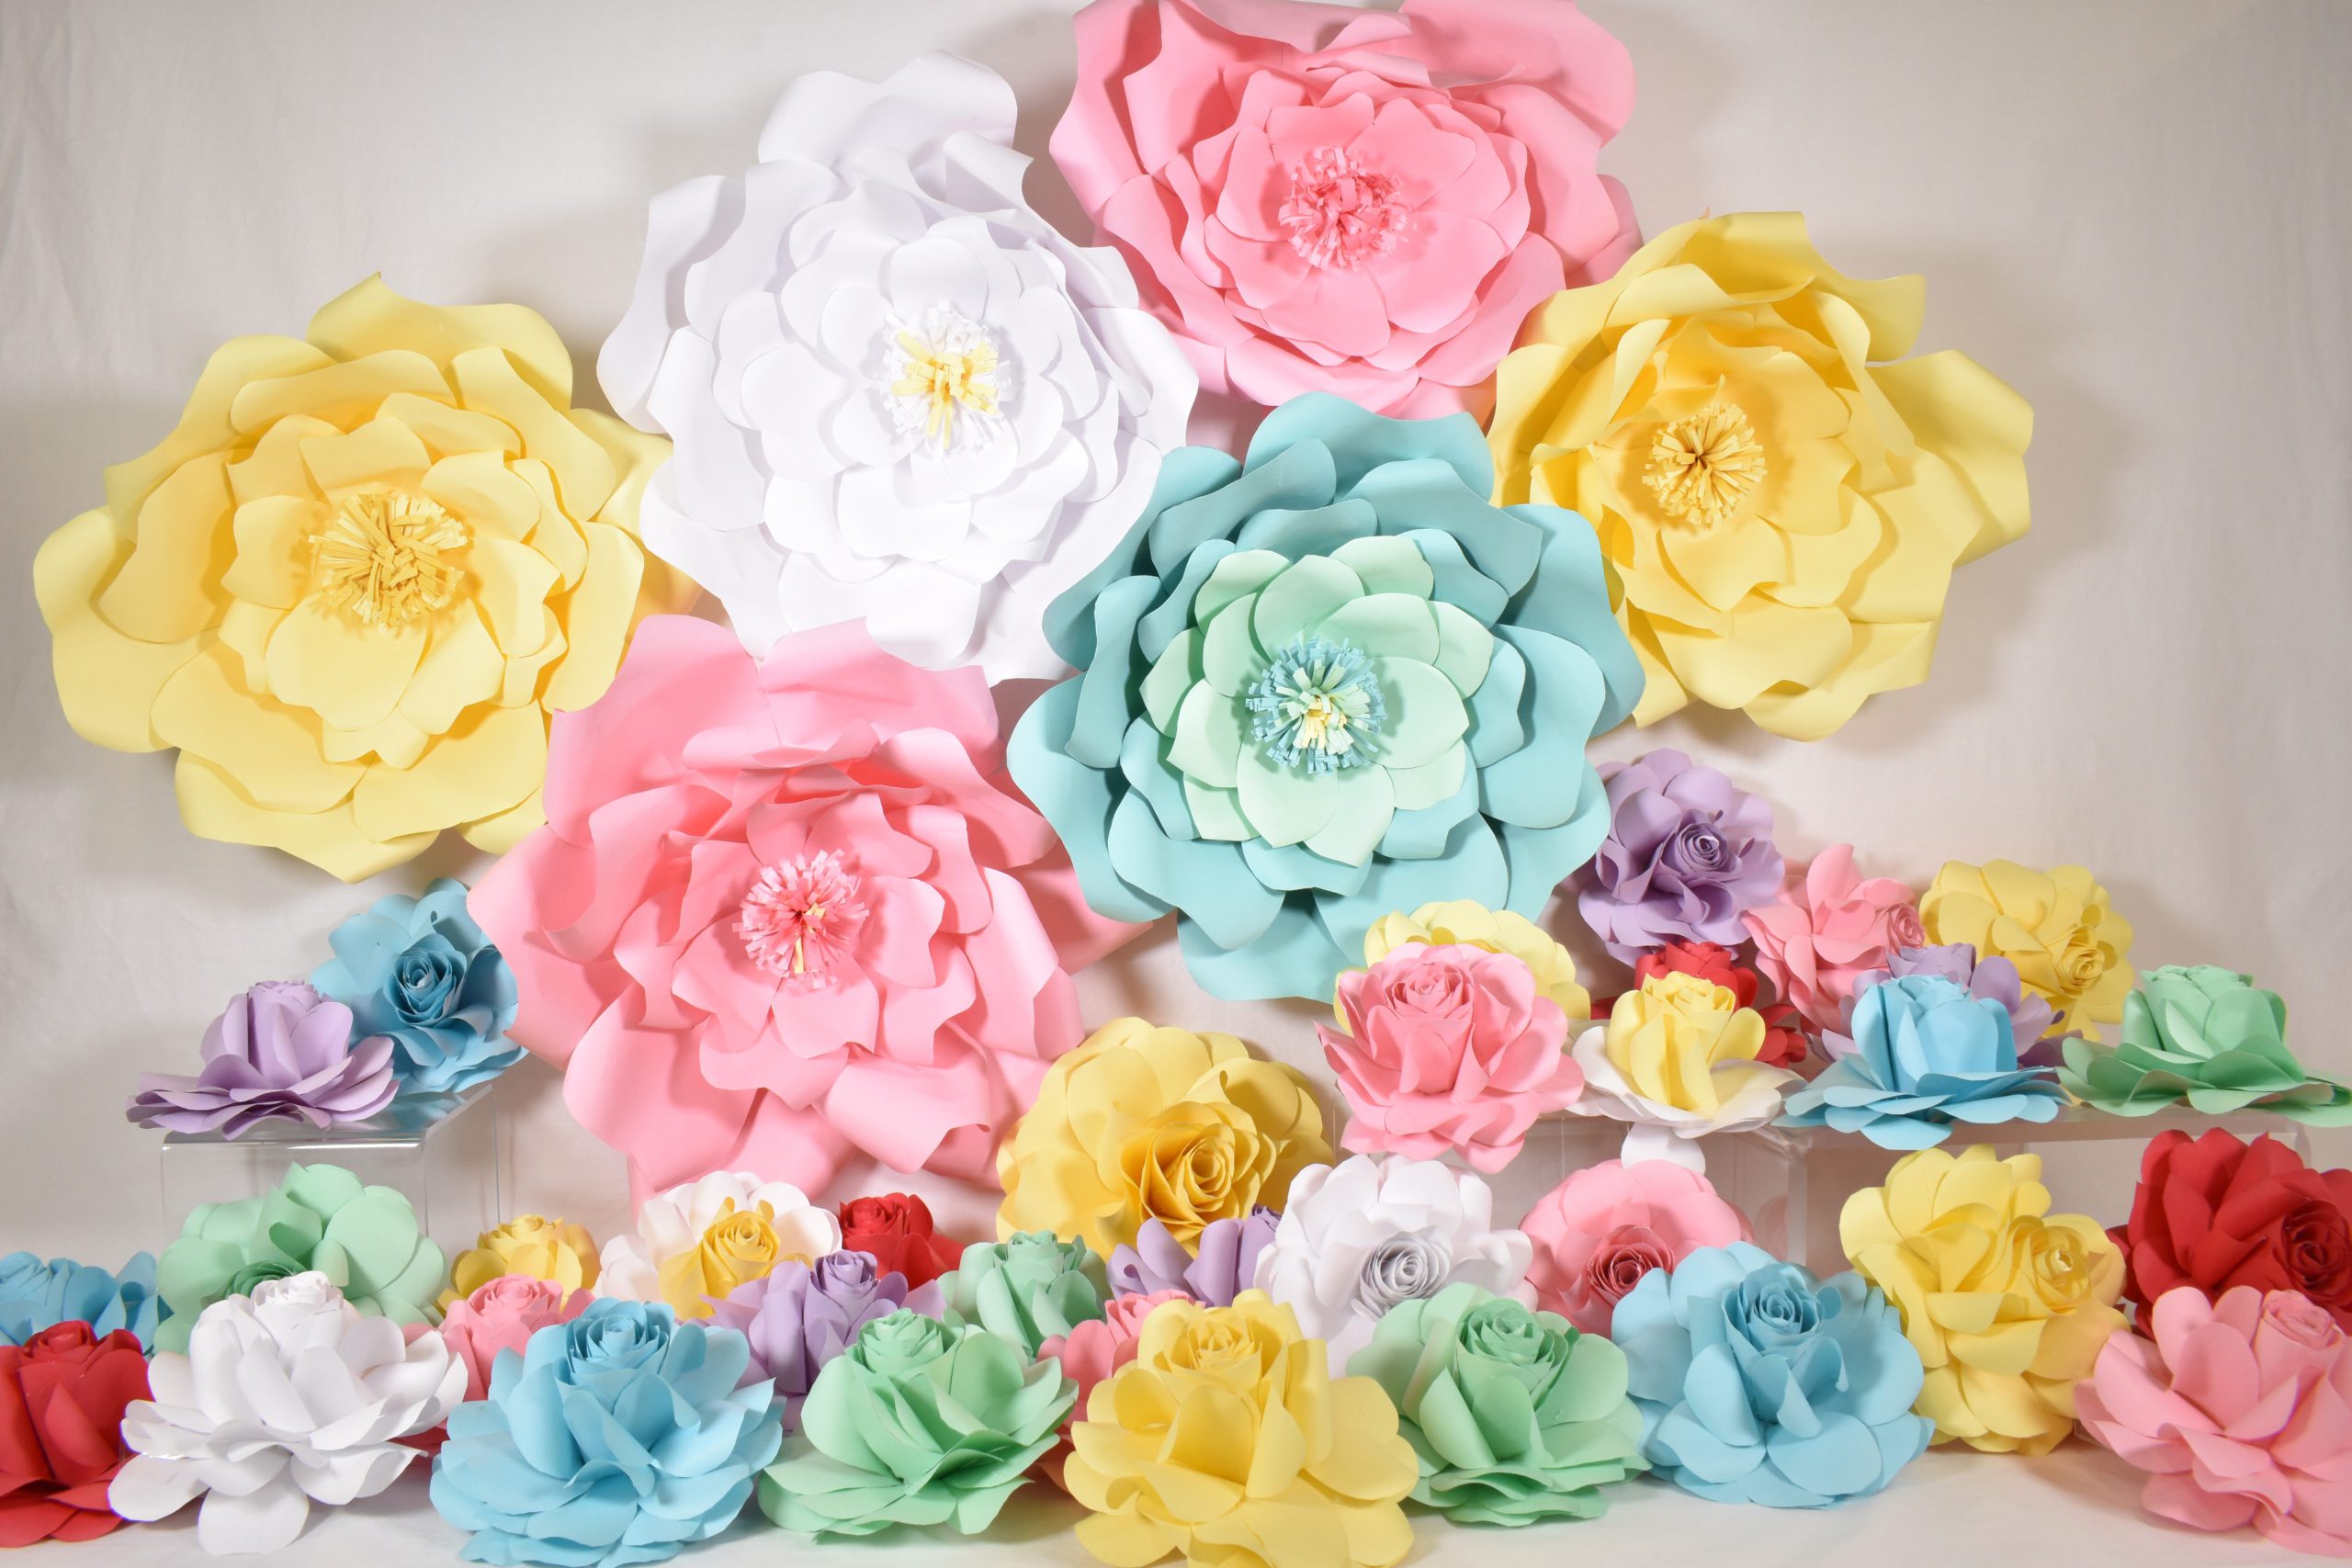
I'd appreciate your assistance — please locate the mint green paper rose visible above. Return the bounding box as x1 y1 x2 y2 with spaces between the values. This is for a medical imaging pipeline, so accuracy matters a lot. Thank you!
1350 1281 1645 1525
2060 965 2352 1124
928 1230 1108 1357
758 1310 1075 1538
1011 392 1642 1001
153 1162 447 1351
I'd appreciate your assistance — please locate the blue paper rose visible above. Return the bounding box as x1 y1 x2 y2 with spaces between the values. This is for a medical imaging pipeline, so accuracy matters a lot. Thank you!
0 1251 161 1349
1010 393 1641 999
430 1298 783 1567
1611 1242 1930 1507
1781 973 2064 1148
311 877 520 1094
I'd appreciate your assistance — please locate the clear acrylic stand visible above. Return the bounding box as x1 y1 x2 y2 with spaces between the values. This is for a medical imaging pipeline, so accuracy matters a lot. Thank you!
157 1084 502 1250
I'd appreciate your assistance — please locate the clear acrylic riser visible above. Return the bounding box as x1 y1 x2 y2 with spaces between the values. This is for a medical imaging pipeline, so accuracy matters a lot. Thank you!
1487 1106 2313 1280
157 1084 501 1252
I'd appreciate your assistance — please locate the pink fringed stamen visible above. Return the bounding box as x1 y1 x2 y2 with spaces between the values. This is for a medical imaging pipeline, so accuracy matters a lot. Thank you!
736 852 869 986
1279 147 1411 270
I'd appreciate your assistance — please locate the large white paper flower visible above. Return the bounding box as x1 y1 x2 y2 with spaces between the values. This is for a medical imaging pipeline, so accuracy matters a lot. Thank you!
597 1170 843 1315
107 1273 463 1555
1250 1154 1532 1372
600 54 1195 680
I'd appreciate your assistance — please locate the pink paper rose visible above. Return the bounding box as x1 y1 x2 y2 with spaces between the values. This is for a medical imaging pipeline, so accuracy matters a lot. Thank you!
1035 1289 1191 1491
437 1276 594 1403
1741 844 1925 1032
2077 1286 2352 1556
1522 1159 1752 1334
471 615 1134 1198
1320 942 1580 1173
1053 0 1639 420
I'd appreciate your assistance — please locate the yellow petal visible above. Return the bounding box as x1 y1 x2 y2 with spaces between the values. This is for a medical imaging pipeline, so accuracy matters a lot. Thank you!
351 702 545 844
102 335 329 516
299 414 433 496
229 349 449 433
308 275 575 408
151 642 361 813
263 600 428 732
227 413 336 506
34 509 198 752
471 538 561 653
376 391 519 460
454 346 615 519
96 452 233 642
174 755 432 882
461 786 545 854
221 495 323 608
543 523 646 712
399 606 503 735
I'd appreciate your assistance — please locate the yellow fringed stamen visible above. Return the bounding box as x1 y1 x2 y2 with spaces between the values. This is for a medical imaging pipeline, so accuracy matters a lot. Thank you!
889 329 1000 446
310 494 469 628
1645 401 1767 528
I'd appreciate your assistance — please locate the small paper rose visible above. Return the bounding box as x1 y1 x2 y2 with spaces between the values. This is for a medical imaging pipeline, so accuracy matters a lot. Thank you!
1577 750 1782 964
1607 940 1807 1069
310 876 519 1093
1252 1154 1532 1371
928 1231 1110 1359
125 980 396 1137
443 1213 598 1306
1521 1159 1752 1335
0 1323 150 1546
1741 845 1923 1032
1106 1208 1279 1307
601 55 1193 679
1322 941 1579 1172
1874 942 2057 1061
1056 0 1639 418
2077 1286 2352 1556
2061 965 2352 1122
707 1252 913 1430
0 1253 160 1351
1920 860 2132 1037
597 1170 842 1321
1362 899 1589 1018
2114 1129 2352 1329
1566 970 1799 1161
435 1275 593 1403
835 1194 962 1291
1781 973 2064 1149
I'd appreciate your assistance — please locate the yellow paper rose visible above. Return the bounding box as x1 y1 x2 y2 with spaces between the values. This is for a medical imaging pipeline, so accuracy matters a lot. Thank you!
1840 1146 2127 1455
1920 860 2134 1037
1603 971 1769 1112
996 1019 1330 1256
655 1199 805 1320
33 276 692 880
1488 212 2031 739
441 1213 599 1307
1066 1291 1416 1568
1359 899 1590 1020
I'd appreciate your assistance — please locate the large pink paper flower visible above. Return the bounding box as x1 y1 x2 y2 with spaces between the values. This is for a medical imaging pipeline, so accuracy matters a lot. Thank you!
1521 1158 1751 1334
1053 0 1638 420
1741 844 1925 1032
2077 1286 2352 1556
1320 942 1580 1173
471 615 1134 1197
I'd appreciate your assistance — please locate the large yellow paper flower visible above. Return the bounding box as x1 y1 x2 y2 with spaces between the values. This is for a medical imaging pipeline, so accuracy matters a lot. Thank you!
1920 860 2134 1037
995 1019 1330 1257
34 277 691 879
442 1213 598 1308
1488 213 2031 739
1840 1146 2126 1455
1066 1292 1417 1568
1359 899 1591 1021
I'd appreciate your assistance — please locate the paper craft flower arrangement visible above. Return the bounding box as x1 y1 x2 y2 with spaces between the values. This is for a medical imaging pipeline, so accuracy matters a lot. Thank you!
1056 0 1638 418
1011 392 1641 1000
471 615 1133 1196
35 278 691 879
1489 213 2031 738
600 55 1193 678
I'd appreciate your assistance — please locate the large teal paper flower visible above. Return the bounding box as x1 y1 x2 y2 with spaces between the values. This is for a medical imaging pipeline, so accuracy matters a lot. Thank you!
1781 974 2064 1148
1010 393 1641 999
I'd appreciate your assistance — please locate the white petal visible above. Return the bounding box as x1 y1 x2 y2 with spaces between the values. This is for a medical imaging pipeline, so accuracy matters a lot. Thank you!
197 1473 312 1555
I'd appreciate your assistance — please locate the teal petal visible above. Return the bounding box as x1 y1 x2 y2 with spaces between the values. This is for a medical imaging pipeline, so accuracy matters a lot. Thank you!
1235 497 1380 558
1046 445 1237 667
1249 390 1492 497
1350 458 1540 595
1378 760 1480 860
1120 720 1198 841
1107 793 1276 947
1189 548 1286 626
1009 686 1168 924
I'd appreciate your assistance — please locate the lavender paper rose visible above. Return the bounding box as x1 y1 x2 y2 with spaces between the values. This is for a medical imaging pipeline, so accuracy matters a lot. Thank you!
1577 750 1782 964
126 982 397 1138
706 1252 914 1430
1106 1209 1279 1306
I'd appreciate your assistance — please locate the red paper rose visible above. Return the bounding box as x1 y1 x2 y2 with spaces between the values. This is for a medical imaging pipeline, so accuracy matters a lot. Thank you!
0 1322 150 1546
836 1194 964 1290
2116 1129 2352 1329
1601 940 1811 1069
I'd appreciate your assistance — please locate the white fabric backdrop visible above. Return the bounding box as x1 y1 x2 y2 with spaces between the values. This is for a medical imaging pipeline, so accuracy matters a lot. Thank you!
3 2 2346 1562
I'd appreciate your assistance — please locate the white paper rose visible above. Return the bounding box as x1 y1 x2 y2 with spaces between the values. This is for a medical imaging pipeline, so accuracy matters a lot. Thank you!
599 53 1195 680
107 1272 464 1555
1250 1154 1533 1372
597 1169 843 1314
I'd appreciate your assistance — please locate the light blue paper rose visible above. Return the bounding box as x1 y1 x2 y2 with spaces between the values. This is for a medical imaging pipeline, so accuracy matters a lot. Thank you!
1611 1242 1930 1508
1781 973 2065 1148
1009 392 1641 1000
311 877 520 1094
430 1298 783 1567
0 1250 162 1349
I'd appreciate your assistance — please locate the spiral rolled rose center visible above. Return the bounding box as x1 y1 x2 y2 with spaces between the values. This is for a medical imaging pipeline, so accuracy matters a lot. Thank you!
1588 1224 1675 1305
737 851 868 985
1169 1317 1269 1383
1665 820 1729 874
2281 1202 2352 1299
884 307 1005 447
1645 402 1766 528
1279 146 1411 270
1359 1235 1449 1314
2055 928 2106 992
310 492 469 628
1248 636 1385 772
2264 1292 2346 1349
2027 1224 2092 1309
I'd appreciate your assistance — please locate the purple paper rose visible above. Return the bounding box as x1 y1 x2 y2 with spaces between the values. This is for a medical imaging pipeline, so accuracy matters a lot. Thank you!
1577 750 1782 964
1106 1208 1279 1307
1829 943 2064 1066
125 981 397 1137
705 1251 912 1427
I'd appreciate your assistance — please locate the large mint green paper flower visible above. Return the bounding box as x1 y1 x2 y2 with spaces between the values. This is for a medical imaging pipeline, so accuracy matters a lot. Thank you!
1010 392 1641 999
2060 965 2352 1123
